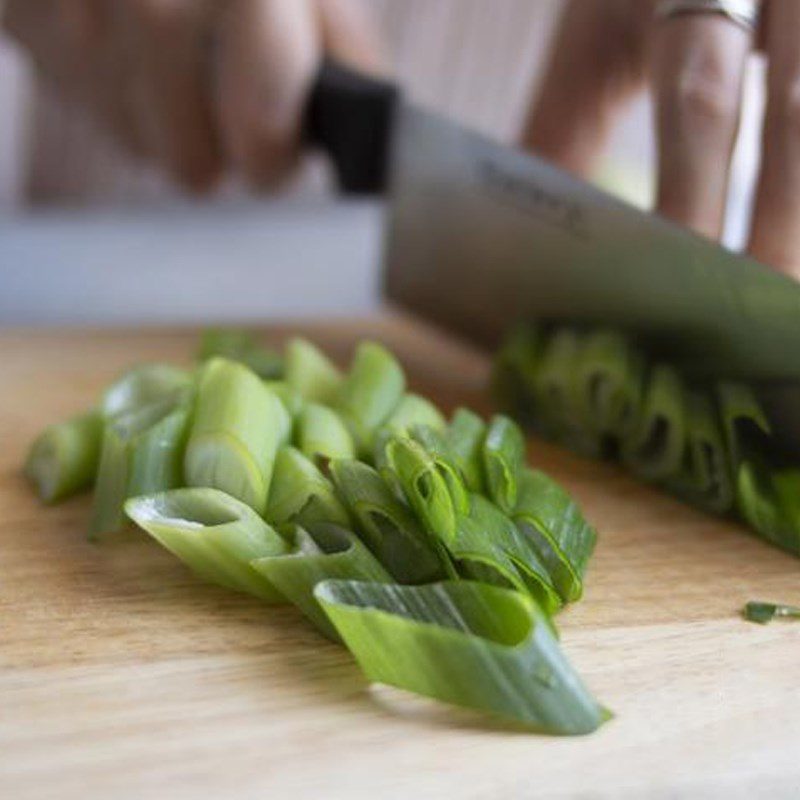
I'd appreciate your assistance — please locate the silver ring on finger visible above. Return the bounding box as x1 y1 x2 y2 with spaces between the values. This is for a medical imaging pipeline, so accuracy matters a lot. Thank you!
654 0 761 33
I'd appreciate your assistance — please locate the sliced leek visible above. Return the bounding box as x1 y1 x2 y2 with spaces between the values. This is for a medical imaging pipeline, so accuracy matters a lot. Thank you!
126 487 287 602
296 402 356 462
382 393 446 435
102 363 192 419
285 338 344 405
316 579 607 733
25 411 102 503
198 328 283 379
483 415 526 514
445 408 486 493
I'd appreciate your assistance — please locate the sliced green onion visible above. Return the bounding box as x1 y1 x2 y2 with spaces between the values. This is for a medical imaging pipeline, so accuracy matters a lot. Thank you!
89 396 191 538
251 523 391 640
576 329 643 440
102 364 192 419
717 381 772 466
621 364 686 482
296 402 356 462
409 424 470 515
315 579 607 733
483 415 526 514
445 408 486 493
25 411 103 504
338 342 406 452
742 600 800 625
382 393 446 435
126 488 287 602
264 380 305 418
329 459 443 583
198 328 284 379
491 324 542 424
666 391 733 514
184 358 284 514
285 338 344 405
265 447 350 527
513 468 597 604
453 494 562 615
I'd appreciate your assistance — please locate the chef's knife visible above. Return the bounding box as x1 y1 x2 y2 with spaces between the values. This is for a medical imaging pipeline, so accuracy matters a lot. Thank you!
306 59 800 447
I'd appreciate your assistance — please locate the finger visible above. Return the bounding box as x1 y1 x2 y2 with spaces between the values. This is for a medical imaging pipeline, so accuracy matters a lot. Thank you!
521 0 653 176
122 0 222 192
316 0 385 74
651 14 753 239
214 0 319 188
748 2 800 275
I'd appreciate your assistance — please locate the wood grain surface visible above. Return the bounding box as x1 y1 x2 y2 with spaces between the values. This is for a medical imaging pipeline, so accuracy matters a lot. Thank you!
2 313 800 800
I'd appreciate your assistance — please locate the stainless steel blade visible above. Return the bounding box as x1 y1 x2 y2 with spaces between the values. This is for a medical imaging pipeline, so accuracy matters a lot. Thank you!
382 104 800 451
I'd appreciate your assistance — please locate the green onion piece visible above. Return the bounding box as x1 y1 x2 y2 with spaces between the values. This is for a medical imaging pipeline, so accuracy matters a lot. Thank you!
717 381 772 467
382 393 446 435
285 338 344 405
338 341 406 452
184 358 283 514
666 391 733 514
513 468 597 604
265 447 350 527
483 415 526 514
575 329 643 440
89 396 191 538
445 408 487 493
25 411 103 504
102 364 192 419
409 424 470 515
383 435 458 543
264 380 305 418
453 494 562 615
742 600 800 625
621 364 686 482
736 463 800 554
315 579 607 734
125 488 287 602
329 459 443 583
491 325 542 422
251 523 391 640
198 328 284 379
296 403 356 462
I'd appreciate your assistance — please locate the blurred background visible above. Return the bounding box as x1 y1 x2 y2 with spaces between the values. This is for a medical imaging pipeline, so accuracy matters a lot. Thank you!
0 0 766 327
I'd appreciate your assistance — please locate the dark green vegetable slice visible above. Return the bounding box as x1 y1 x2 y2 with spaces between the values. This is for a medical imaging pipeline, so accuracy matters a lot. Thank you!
445 408 487 493
742 600 800 625
483 415 526 514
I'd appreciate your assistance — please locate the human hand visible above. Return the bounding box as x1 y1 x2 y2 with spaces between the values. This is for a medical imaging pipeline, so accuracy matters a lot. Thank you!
523 1 800 277
3 0 382 191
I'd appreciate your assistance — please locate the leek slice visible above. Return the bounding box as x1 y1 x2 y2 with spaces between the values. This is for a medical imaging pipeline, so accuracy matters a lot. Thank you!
89 397 191 538
25 411 102 504
445 408 487 493
126 487 287 602
409 424 471 515
338 342 406 452
453 494 562 615
102 364 192 419
198 328 283 379
285 338 344 405
265 447 350 527
251 523 391 640
742 600 800 624
666 391 733 514
491 325 542 424
296 403 356 462
513 468 597 603
315 579 607 733
575 329 643 440
621 364 686 482
483 415 526 514
184 358 283 514
264 380 305 418
382 393 446 435
329 459 443 583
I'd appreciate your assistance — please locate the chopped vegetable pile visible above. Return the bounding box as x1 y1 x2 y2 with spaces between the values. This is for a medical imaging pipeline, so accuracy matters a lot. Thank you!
25 330 607 734
494 324 800 556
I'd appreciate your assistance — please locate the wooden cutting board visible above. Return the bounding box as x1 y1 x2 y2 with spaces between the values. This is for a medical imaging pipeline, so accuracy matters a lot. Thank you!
3 313 800 800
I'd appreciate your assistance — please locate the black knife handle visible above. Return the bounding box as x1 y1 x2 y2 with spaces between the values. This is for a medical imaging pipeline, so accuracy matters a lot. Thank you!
305 58 400 195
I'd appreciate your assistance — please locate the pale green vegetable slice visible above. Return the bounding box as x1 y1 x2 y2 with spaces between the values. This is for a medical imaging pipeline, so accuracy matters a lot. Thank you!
198 328 283 379
25 411 102 504
483 415 526 514
296 402 356 462
621 364 686 482
125 487 287 602
265 447 350 527
251 523 391 640
315 579 608 734
264 380 305 418
329 459 443 583
382 393 446 435
102 363 192 419
513 468 597 604
285 338 344 405
184 358 283 514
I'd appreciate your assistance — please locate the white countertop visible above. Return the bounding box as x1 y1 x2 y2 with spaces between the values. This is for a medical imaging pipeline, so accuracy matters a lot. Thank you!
0 200 384 327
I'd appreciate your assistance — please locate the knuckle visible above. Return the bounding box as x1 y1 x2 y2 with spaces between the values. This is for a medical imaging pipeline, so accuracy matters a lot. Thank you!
667 59 739 129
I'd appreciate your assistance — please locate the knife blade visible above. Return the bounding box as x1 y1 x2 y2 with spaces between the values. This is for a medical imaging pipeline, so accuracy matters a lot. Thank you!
306 59 800 449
